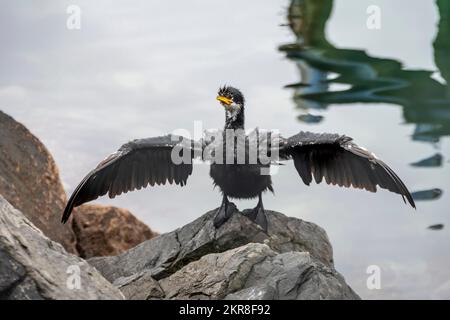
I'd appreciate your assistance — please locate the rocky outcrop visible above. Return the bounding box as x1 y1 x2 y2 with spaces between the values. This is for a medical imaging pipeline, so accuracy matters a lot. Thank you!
0 110 358 300
72 204 158 258
0 111 156 257
0 111 77 254
161 243 355 300
90 208 359 300
0 195 123 300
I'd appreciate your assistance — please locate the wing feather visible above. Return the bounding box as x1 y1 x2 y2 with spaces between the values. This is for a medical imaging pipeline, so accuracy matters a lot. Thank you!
62 135 197 223
280 131 415 208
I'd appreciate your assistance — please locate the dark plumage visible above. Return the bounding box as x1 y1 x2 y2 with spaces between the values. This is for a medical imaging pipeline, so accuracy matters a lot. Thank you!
62 86 415 231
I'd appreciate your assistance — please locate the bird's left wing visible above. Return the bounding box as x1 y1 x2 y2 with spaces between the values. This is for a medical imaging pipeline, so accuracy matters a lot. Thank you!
62 135 200 223
279 131 415 208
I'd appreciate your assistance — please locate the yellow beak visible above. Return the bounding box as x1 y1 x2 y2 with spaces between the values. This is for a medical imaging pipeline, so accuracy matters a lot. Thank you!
216 96 232 105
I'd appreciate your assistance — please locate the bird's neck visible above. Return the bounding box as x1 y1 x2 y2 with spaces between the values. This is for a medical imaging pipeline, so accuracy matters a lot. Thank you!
225 108 245 130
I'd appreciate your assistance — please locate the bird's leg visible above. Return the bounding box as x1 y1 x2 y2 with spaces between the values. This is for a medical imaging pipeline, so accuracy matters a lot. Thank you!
213 194 236 228
247 193 268 232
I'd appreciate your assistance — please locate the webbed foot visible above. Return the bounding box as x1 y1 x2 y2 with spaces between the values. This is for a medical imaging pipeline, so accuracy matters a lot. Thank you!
245 193 268 232
213 196 236 228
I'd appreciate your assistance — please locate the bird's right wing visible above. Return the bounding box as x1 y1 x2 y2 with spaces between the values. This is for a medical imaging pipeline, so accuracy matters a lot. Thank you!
278 131 415 208
62 135 200 223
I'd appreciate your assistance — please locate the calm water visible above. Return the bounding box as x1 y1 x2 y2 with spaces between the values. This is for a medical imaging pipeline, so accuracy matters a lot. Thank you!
1 0 449 299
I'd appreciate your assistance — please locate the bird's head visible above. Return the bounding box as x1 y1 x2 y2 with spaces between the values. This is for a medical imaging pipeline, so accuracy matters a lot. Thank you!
217 85 245 112
216 86 245 128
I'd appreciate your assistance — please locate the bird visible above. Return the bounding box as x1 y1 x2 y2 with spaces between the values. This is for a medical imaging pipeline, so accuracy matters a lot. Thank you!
62 85 415 231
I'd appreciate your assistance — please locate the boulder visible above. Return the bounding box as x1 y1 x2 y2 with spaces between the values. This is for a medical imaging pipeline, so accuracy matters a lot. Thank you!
0 111 77 254
0 195 123 300
0 110 157 258
161 243 357 300
89 208 359 300
72 204 158 258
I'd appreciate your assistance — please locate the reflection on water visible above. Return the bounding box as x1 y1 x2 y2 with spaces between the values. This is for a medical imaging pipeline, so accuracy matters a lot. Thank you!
428 223 444 230
279 0 450 217
411 188 443 201
410 153 443 167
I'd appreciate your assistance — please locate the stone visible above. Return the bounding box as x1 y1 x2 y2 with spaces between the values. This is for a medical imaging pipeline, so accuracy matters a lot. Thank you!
0 195 123 300
89 207 358 300
72 204 157 258
114 271 164 300
0 111 77 253
160 243 357 300
0 110 157 258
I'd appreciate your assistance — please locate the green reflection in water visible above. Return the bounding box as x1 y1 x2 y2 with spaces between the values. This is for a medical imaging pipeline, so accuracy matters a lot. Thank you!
280 0 450 146
279 0 450 209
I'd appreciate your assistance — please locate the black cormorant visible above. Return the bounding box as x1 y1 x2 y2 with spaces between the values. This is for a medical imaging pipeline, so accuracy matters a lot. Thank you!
62 86 415 231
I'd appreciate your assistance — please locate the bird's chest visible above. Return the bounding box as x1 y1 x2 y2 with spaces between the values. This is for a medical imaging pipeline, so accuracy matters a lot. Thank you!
209 163 268 199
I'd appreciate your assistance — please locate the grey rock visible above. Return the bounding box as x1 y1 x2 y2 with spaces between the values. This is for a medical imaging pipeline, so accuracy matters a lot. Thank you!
89 208 267 282
115 271 164 300
89 207 358 300
0 195 123 300
89 208 333 281
160 243 274 299
160 243 357 300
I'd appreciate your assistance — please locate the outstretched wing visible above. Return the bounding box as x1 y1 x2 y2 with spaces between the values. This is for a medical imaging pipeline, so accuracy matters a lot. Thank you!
62 135 199 223
279 131 415 208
